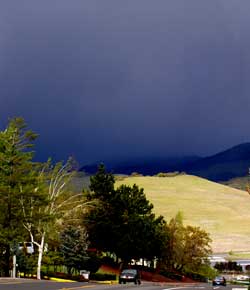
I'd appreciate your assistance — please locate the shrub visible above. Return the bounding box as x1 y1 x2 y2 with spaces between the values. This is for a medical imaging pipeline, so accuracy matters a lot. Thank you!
101 256 117 268
131 172 143 177
89 273 116 281
82 253 102 273
159 270 183 281
156 172 180 177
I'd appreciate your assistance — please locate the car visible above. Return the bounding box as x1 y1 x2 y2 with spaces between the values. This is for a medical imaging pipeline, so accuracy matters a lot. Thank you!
119 268 141 284
212 276 227 286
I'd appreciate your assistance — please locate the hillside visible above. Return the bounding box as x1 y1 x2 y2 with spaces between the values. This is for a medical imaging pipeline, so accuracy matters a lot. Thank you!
222 176 250 191
116 175 250 253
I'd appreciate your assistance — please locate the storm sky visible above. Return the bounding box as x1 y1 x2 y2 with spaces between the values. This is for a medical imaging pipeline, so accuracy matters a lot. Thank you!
1 1 250 165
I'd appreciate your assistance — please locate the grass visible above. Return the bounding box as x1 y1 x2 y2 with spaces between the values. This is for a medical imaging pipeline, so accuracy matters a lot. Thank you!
116 174 250 254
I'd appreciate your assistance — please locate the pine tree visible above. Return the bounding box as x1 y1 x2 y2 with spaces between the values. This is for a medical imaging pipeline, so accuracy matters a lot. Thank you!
0 117 38 276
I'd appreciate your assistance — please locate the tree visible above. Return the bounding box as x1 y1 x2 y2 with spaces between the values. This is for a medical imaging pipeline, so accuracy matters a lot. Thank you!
85 164 166 265
20 158 84 279
163 212 212 273
0 117 38 276
85 164 116 252
112 184 165 263
60 225 89 274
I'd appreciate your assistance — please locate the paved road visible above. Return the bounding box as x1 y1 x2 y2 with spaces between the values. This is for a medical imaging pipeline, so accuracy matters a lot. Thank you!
0 279 247 290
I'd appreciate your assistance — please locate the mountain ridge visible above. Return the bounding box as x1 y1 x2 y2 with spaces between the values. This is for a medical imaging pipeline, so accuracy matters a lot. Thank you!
80 142 250 181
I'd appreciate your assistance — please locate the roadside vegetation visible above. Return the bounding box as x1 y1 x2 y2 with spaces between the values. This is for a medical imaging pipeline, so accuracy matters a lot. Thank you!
0 117 217 281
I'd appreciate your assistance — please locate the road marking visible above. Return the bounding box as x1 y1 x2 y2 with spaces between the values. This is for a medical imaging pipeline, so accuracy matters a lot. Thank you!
60 285 94 290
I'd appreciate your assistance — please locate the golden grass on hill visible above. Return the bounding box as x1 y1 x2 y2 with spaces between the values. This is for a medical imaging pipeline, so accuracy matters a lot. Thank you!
116 175 250 253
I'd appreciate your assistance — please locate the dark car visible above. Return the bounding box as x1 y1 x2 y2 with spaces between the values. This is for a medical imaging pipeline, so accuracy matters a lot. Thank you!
119 269 141 284
212 276 227 286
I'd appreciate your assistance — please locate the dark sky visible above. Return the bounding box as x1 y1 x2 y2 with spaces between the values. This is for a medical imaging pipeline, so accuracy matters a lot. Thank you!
1 1 250 165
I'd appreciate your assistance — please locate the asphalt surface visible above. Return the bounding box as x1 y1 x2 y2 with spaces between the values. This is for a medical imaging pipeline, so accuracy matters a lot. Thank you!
0 279 247 290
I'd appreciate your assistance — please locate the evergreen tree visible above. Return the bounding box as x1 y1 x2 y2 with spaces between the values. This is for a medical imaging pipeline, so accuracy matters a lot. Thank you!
0 117 38 276
85 165 166 264
60 225 89 274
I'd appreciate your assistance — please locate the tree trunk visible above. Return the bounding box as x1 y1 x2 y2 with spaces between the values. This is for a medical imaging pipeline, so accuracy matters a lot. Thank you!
36 233 45 280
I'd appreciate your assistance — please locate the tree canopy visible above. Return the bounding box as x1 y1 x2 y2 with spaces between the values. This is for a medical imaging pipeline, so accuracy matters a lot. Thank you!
0 117 38 276
85 164 166 264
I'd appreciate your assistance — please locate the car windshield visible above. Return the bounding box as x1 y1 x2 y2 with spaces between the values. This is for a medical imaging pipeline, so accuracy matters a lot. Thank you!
122 269 137 275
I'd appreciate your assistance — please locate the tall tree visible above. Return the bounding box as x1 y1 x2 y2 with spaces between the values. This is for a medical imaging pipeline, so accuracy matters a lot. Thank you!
0 117 38 276
60 225 89 274
85 165 166 265
20 158 84 279
163 212 212 273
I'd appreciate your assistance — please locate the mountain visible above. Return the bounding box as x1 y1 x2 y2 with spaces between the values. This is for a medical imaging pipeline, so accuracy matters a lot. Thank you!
183 142 250 181
80 155 201 175
80 143 250 182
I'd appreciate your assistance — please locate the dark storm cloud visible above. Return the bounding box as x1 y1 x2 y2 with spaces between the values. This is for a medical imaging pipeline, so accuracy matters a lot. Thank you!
1 1 250 164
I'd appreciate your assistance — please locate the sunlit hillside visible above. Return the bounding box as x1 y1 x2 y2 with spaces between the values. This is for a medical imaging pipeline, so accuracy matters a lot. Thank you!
116 175 250 253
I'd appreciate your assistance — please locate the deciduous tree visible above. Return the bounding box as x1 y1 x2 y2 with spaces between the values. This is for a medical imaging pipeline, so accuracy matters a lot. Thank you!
21 158 84 279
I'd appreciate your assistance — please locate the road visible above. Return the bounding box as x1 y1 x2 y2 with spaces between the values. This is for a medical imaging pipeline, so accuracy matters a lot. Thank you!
0 279 247 290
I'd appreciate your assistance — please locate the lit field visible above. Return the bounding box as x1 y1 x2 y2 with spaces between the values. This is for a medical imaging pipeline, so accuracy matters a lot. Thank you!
116 175 250 253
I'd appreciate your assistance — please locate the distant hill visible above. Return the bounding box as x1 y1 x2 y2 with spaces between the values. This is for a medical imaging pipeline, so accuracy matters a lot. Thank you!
80 143 250 182
115 175 250 253
80 156 201 175
183 143 250 181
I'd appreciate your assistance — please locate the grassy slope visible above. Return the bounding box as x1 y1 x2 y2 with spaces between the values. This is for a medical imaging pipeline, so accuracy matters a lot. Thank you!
116 175 250 253
222 176 249 191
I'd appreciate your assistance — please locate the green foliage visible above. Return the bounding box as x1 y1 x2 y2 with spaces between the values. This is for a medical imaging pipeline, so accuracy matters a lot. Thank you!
194 264 218 280
80 252 102 273
85 164 167 264
0 117 38 275
156 171 181 177
16 250 37 276
159 270 183 281
60 225 89 274
89 163 115 201
89 272 116 281
161 212 212 274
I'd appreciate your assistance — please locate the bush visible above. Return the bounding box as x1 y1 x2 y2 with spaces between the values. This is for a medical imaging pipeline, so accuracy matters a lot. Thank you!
131 172 143 177
186 272 208 282
156 172 180 177
101 256 117 268
82 253 102 273
159 270 183 281
89 273 116 281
